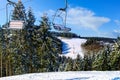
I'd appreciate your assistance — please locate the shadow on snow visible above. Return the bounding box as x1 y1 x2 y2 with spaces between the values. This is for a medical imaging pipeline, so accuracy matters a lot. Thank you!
62 42 71 54
66 77 90 80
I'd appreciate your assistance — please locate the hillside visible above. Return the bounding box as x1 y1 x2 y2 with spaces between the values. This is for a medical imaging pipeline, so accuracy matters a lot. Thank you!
59 36 115 59
81 37 117 43
59 37 86 59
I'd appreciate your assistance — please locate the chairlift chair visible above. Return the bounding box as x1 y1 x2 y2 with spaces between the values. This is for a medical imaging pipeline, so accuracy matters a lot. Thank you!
9 20 24 29
52 0 71 32
7 0 25 30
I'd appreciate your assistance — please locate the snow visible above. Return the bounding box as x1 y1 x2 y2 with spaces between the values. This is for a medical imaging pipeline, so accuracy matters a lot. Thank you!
58 37 87 59
1 71 120 80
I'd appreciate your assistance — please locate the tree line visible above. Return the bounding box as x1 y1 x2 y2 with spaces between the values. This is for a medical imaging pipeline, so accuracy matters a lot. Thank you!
50 31 80 38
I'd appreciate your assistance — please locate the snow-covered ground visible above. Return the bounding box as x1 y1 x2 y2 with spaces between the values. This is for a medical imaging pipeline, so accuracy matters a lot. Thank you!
1 71 120 80
58 37 87 59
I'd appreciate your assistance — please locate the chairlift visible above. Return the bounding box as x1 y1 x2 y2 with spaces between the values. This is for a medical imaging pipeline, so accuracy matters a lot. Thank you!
7 0 17 6
9 20 24 29
52 0 71 32
7 0 25 29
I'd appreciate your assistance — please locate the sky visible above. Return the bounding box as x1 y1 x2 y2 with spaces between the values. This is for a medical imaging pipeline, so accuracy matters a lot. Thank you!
0 0 120 38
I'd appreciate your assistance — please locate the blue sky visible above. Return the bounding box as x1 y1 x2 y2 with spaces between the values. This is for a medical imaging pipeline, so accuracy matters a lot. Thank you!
0 0 120 38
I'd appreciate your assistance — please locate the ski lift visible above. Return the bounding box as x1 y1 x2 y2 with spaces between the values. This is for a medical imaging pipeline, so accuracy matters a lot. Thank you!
9 20 24 29
52 0 71 32
6 0 25 29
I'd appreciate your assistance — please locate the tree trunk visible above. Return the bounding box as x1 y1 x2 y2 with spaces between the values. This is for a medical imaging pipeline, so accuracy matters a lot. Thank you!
6 62 8 76
0 52 2 77
9 59 12 76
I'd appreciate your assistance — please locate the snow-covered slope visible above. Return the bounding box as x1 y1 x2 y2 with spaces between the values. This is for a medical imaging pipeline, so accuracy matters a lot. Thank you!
1 71 120 80
59 37 86 59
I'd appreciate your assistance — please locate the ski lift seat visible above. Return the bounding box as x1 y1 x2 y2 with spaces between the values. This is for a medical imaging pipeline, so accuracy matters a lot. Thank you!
9 20 24 29
52 0 71 32
53 24 63 31
53 24 71 31
65 27 71 31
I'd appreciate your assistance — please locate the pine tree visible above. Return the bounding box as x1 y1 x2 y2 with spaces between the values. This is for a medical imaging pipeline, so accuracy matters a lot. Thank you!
10 0 27 74
24 7 36 73
92 47 111 70
35 15 61 72
110 40 120 70
12 0 26 21
83 55 92 71
40 14 51 31
72 55 82 71
26 7 35 29
64 57 73 71
58 56 67 71
1 1 63 75
0 28 3 77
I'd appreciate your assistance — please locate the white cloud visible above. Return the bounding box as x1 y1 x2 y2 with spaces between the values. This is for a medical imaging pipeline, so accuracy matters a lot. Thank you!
67 7 110 30
35 7 110 30
112 29 120 37
98 31 116 38
115 20 120 27
34 10 55 20
34 11 43 18
47 9 55 16
114 29 120 33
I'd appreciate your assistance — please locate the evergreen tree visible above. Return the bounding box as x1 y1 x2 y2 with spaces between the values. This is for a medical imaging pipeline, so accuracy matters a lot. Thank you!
26 7 35 29
82 55 92 71
1 1 63 76
110 40 120 70
58 56 67 71
40 14 51 31
10 0 27 74
26 15 62 72
0 28 3 77
72 55 82 71
24 7 36 73
12 0 26 21
64 57 73 71
92 47 111 70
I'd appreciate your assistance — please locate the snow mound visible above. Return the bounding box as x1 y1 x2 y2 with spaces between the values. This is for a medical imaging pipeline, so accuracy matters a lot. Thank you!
1 71 120 80
58 37 87 59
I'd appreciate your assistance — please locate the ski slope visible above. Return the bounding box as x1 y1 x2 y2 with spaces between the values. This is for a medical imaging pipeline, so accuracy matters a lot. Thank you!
58 37 87 59
1 71 120 80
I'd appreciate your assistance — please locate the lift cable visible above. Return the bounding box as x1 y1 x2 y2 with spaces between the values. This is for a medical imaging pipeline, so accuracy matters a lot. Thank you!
0 0 32 12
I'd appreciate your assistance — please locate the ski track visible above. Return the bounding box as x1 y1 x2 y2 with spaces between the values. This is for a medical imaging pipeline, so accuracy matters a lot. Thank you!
58 37 87 59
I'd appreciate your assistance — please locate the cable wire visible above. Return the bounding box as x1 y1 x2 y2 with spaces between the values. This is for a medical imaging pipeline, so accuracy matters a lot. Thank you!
0 0 32 12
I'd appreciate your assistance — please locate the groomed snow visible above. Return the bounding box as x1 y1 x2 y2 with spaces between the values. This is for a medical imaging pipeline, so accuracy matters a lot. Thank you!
58 37 87 59
1 71 120 80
